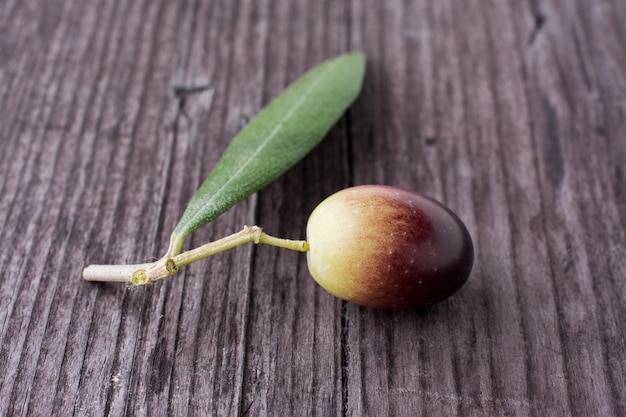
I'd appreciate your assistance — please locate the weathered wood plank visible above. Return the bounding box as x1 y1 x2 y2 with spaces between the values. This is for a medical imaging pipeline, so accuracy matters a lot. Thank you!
0 0 625 416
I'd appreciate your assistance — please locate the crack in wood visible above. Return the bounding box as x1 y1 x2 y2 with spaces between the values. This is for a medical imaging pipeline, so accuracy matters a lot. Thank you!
528 11 546 46
172 83 213 115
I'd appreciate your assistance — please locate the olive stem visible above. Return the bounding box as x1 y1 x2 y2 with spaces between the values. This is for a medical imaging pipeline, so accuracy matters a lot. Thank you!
82 225 308 285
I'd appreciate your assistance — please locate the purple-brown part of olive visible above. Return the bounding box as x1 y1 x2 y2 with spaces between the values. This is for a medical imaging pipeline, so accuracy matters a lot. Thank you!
306 185 474 309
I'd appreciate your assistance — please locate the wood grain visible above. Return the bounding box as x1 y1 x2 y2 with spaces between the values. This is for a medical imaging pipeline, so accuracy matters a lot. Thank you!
0 0 625 415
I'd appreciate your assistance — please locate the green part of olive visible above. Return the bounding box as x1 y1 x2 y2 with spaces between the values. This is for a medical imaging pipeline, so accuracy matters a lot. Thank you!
306 185 474 310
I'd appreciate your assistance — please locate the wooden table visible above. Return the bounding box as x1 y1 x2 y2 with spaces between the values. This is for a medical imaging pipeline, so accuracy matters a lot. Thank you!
1 0 625 415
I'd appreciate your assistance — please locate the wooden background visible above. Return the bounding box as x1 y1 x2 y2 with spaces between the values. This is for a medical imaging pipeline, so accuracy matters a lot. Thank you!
1 0 625 415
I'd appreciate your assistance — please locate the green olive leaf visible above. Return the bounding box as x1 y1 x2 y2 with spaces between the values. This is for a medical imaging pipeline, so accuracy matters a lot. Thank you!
168 51 366 256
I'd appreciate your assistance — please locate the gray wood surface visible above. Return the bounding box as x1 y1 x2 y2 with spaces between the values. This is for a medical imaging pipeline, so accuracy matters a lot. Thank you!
1 0 625 415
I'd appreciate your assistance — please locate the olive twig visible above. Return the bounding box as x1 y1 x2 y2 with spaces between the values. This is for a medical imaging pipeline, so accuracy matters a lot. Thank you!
82 225 308 285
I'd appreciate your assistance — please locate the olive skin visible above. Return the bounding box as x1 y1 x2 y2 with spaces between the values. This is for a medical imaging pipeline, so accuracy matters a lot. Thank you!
306 185 474 309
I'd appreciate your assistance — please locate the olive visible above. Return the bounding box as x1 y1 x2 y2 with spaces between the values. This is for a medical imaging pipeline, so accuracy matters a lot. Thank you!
306 185 474 309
